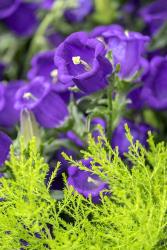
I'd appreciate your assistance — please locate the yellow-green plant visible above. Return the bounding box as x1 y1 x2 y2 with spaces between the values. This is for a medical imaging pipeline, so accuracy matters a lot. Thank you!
0 126 166 250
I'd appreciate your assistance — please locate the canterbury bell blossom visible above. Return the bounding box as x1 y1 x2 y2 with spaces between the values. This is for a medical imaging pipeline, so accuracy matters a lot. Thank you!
90 25 149 79
141 56 167 109
140 0 167 35
111 119 150 156
54 32 112 94
3 2 38 36
27 50 70 103
0 0 20 19
0 132 12 166
68 159 108 203
28 50 56 82
14 77 69 128
0 81 24 128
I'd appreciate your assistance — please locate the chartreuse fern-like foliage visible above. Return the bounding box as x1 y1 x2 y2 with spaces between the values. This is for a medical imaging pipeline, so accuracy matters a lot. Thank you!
0 127 167 250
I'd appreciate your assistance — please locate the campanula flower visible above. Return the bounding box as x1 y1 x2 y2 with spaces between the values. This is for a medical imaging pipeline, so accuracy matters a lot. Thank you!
141 56 167 109
28 50 56 82
3 2 38 36
14 77 69 128
0 81 24 128
140 0 167 35
0 0 20 19
90 25 149 79
28 50 71 103
68 158 108 203
54 32 112 94
111 119 150 156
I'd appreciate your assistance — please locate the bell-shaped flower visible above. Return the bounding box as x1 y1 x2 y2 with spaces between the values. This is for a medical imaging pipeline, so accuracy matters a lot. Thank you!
0 0 20 19
90 24 149 79
0 81 24 128
111 119 151 156
141 56 167 109
14 77 69 128
68 158 108 203
54 31 112 94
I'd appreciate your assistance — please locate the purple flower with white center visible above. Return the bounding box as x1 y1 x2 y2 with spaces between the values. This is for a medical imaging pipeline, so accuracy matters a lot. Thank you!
0 81 24 128
68 159 108 203
27 50 70 103
111 119 150 156
0 132 12 166
3 2 38 36
141 56 167 110
140 0 167 35
28 50 56 82
14 77 69 128
0 0 20 19
54 32 112 94
90 25 149 79
64 0 93 23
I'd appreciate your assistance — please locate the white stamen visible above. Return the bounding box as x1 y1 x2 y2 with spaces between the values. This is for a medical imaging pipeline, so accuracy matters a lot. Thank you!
72 56 91 71
87 177 100 186
23 92 37 101
125 30 129 38
50 69 58 83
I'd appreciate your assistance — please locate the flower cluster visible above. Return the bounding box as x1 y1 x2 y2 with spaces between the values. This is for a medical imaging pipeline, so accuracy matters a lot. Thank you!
0 0 167 203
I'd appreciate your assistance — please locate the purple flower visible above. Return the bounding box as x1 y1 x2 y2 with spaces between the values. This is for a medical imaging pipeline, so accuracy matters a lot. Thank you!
0 132 12 166
27 50 70 103
0 81 24 128
3 2 38 36
28 50 56 82
140 0 167 35
111 119 150 156
0 0 20 19
14 77 69 128
90 25 149 79
54 32 112 94
141 56 167 109
68 159 107 203
64 0 93 23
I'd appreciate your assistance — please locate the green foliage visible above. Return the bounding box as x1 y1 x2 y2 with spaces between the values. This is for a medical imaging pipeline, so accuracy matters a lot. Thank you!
0 128 167 249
